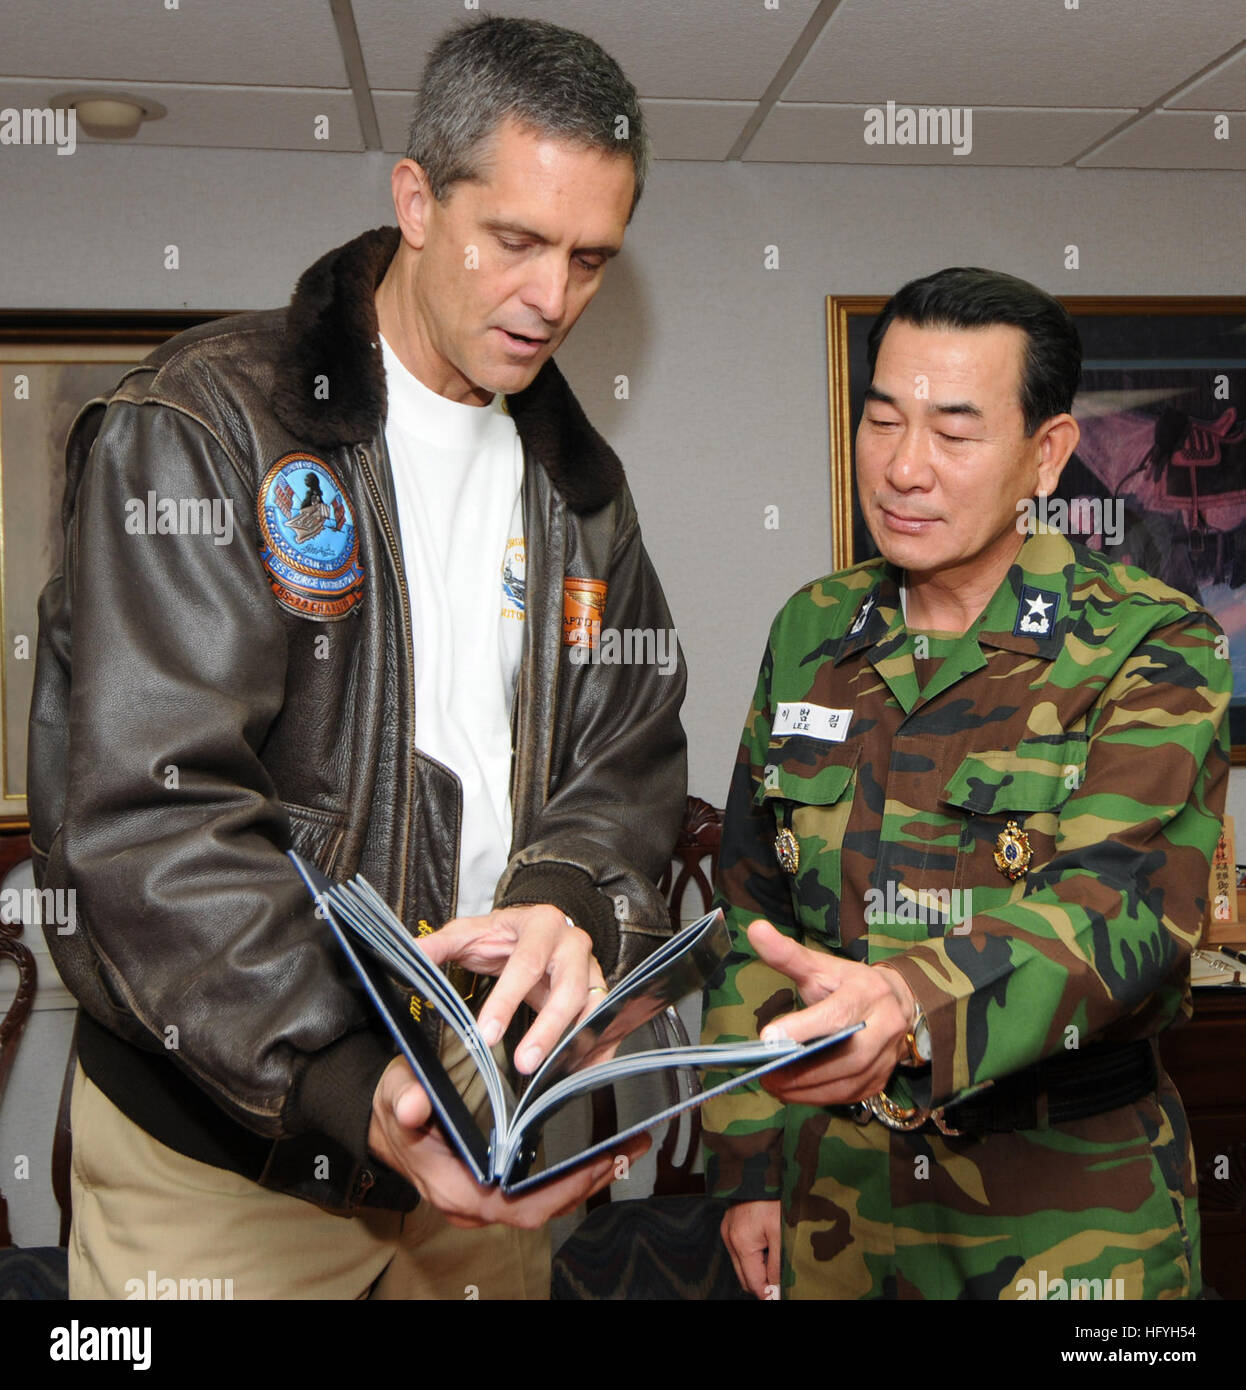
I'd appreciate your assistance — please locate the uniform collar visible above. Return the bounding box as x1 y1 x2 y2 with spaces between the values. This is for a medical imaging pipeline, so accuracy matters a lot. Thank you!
834 529 1074 670
973 529 1073 659
833 565 903 664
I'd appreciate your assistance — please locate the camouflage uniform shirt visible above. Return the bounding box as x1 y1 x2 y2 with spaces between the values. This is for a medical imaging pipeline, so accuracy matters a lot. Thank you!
701 531 1229 1300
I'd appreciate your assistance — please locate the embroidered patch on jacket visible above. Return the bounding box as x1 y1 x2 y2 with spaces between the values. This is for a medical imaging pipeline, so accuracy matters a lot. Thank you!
563 576 608 648
257 453 364 619
501 536 526 621
1013 585 1059 638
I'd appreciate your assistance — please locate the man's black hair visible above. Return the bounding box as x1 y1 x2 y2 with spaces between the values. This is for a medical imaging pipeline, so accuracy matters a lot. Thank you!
866 268 1081 435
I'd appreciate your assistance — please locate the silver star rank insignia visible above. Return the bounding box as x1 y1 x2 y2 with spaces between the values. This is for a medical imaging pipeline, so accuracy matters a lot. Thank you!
775 827 800 873
1013 585 1059 638
993 820 1032 880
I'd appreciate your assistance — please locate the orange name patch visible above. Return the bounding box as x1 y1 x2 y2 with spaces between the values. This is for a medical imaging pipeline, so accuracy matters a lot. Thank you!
562 577 608 649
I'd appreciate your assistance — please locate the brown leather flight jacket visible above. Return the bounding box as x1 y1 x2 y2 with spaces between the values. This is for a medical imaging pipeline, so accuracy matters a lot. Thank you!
28 226 687 1212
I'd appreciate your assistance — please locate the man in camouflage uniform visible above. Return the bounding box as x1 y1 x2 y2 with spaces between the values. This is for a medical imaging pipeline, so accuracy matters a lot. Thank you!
701 268 1230 1300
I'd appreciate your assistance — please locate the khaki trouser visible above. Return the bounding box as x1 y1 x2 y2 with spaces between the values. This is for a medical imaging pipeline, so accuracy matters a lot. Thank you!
68 1036 550 1300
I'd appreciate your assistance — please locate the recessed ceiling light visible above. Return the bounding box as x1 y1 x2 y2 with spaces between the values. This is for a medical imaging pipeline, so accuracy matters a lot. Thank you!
50 90 168 140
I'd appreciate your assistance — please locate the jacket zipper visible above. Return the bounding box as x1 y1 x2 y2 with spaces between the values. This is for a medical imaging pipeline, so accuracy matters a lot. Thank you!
354 440 416 921
507 462 527 836
507 449 559 853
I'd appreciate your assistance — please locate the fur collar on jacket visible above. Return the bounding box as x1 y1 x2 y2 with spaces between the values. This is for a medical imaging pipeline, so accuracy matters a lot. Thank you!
272 225 624 514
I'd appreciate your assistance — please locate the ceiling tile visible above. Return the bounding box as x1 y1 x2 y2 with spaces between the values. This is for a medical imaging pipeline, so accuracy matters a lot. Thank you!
352 0 821 100
3 0 1240 168
744 103 1130 166
785 0 1245 109
1078 109 1245 167
0 79 363 152
641 101 755 161
374 92 753 162
3 0 348 88
1167 46 1246 110
373 91 413 154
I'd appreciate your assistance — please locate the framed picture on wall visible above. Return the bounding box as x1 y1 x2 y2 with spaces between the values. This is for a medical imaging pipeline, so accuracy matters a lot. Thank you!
826 293 1246 761
0 312 220 826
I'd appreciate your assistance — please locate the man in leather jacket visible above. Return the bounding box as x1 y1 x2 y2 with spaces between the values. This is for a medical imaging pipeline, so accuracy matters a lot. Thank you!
28 17 686 1298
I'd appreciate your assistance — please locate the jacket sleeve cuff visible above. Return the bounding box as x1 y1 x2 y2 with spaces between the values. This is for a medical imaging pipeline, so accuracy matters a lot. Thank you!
288 1028 393 1159
496 861 620 978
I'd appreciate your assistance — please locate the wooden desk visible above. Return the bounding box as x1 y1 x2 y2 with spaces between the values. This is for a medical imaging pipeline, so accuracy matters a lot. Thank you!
1159 923 1246 1301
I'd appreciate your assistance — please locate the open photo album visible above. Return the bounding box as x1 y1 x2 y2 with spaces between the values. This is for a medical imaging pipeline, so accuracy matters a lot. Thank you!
291 852 861 1193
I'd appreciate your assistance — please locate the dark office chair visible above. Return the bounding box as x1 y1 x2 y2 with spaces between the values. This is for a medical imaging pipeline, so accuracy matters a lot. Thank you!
552 796 750 1300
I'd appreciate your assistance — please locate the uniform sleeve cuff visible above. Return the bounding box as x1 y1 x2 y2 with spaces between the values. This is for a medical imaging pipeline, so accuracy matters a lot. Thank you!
704 1143 784 1203
874 955 959 1107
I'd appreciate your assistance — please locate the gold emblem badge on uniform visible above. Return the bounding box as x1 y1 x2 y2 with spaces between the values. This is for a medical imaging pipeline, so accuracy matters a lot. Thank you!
775 827 800 873
993 820 1032 879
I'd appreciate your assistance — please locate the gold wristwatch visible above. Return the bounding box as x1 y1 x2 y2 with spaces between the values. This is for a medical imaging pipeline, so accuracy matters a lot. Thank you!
901 997 931 1067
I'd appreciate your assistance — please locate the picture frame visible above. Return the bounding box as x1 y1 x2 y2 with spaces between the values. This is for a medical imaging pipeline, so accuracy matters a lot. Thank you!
0 311 221 826
826 293 1246 761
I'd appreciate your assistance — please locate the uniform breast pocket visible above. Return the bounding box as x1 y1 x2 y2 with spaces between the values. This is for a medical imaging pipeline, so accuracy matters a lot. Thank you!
941 737 1086 899
755 742 861 947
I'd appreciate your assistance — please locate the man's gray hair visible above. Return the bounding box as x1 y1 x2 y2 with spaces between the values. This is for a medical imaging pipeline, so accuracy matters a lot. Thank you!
406 16 649 215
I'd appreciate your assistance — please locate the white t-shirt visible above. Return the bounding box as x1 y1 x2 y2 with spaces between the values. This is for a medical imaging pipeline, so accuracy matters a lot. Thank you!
380 335 525 918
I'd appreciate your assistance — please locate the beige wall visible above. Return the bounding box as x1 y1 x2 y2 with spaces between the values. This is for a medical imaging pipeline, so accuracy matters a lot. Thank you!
3 147 1244 1240
6 147 1244 801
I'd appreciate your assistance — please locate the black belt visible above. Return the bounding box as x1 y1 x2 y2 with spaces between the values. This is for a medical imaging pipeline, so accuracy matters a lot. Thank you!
940 1039 1157 1134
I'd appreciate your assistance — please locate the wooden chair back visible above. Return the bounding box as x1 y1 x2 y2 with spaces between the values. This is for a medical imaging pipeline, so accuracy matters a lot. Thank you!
0 832 38 1247
586 794 722 1207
